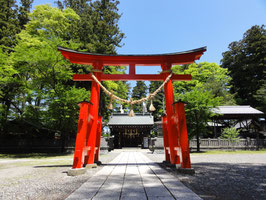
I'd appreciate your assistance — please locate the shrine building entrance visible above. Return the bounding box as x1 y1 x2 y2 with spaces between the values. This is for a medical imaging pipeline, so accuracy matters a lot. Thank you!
108 113 154 148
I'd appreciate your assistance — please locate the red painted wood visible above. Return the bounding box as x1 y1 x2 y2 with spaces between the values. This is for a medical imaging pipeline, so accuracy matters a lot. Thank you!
174 102 191 168
57 47 204 170
129 64 135 75
84 63 103 165
94 116 102 162
162 116 170 162
73 74 192 81
161 63 180 165
58 47 206 66
72 102 92 169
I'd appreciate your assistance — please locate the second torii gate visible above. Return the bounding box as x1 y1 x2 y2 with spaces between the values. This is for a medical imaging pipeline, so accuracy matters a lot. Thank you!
58 46 206 175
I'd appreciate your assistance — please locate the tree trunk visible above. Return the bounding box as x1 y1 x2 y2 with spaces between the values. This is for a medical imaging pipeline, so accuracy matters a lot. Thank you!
2 100 11 134
195 112 201 152
61 132 66 153
196 132 200 152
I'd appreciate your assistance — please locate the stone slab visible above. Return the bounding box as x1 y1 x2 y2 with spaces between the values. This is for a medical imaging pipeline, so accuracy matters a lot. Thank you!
65 150 202 200
85 163 98 168
67 168 86 176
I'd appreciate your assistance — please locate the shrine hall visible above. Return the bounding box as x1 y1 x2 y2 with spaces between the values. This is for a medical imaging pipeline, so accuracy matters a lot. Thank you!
108 113 154 148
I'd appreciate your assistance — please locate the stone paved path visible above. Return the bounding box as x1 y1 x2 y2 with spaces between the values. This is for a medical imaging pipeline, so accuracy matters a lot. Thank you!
66 151 201 200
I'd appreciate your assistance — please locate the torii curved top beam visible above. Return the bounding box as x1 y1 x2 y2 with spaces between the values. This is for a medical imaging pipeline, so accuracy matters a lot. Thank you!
57 46 206 66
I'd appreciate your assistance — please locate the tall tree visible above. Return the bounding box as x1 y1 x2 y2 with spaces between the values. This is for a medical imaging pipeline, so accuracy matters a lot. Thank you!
182 88 221 151
221 25 266 109
132 81 148 113
172 62 234 105
0 48 18 133
56 0 125 53
254 81 266 114
10 5 85 150
172 62 232 151
18 0 33 29
0 0 19 49
55 0 128 121
0 0 33 50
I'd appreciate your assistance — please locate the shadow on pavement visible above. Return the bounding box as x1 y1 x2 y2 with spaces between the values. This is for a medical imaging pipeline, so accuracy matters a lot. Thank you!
160 161 266 200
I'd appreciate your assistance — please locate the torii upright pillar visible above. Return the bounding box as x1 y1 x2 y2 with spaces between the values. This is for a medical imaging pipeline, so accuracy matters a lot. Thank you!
162 63 181 166
84 62 103 167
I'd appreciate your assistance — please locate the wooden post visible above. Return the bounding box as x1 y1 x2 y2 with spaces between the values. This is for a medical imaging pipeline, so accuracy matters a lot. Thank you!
84 62 103 165
72 101 92 169
94 116 102 163
173 101 191 168
162 115 170 162
161 63 179 165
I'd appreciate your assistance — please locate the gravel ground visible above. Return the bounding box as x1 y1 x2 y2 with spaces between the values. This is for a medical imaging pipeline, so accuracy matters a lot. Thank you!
0 152 120 200
145 151 266 200
1 150 265 200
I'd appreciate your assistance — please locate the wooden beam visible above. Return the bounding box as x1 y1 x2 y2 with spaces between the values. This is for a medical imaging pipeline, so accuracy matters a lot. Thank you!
73 74 192 81
129 64 135 75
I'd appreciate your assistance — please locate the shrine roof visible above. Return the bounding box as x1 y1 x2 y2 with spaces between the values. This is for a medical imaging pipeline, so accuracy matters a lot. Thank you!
108 113 154 126
212 106 264 119
57 46 206 66
213 106 263 115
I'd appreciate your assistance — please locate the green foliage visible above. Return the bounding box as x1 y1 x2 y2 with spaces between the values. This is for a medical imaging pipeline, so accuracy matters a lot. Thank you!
0 0 33 50
56 0 125 53
254 81 266 114
6 5 87 140
0 2 127 146
0 48 18 130
101 65 130 119
56 0 128 120
221 127 240 147
182 87 221 136
18 0 33 29
172 62 235 105
0 0 19 48
132 81 148 113
172 62 232 151
221 25 266 109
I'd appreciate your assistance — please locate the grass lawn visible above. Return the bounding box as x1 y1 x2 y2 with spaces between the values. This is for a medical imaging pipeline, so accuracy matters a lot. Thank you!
0 153 73 159
191 148 266 155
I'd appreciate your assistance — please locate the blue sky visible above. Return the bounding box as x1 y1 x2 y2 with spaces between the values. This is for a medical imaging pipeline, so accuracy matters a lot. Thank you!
33 0 265 77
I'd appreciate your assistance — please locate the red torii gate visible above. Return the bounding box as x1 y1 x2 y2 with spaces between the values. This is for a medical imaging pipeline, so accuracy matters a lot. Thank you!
58 46 206 175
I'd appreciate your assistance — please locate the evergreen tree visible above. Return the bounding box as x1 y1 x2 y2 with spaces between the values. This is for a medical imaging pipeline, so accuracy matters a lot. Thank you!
56 0 125 53
148 81 164 121
0 0 32 50
132 81 148 113
55 0 127 121
172 62 233 151
18 0 33 29
254 81 266 114
0 0 19 49
221 25 266 109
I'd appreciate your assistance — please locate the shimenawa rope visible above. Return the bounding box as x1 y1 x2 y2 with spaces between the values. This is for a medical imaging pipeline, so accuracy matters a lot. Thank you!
90 72 173 115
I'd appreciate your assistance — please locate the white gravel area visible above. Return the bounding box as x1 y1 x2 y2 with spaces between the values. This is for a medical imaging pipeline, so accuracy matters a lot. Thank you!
1 150 265 200
0 152 120 200
145 151 266 200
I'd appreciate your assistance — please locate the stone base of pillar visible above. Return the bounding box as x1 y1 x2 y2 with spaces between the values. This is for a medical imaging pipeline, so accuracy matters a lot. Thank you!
162 161 176 168
67 168 87 176
176 167 195 175
85 163 98 169
94 161 102 165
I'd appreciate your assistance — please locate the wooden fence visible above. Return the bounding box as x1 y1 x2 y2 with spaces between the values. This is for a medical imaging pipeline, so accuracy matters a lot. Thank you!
189 138 266 150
